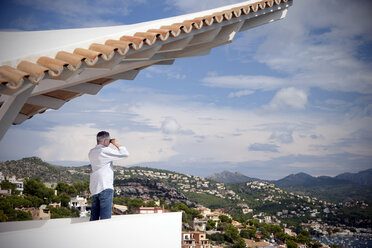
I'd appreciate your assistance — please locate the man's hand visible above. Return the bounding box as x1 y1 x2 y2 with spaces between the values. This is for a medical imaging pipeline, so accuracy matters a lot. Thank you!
110 139 121 148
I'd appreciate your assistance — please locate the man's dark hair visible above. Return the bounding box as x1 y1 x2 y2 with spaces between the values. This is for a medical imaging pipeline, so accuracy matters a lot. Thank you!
97 131 110 144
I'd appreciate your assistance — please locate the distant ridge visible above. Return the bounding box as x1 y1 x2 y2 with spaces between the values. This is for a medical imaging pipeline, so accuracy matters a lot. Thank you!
274 172 348 187
274 169 372 187
207 170 260 184
335 168 372 186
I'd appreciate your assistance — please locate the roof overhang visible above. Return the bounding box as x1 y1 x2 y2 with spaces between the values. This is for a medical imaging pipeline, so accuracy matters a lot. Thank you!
0 0 293 140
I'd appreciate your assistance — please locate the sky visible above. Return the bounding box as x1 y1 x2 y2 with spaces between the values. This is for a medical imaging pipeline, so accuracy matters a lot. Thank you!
0 0 372 180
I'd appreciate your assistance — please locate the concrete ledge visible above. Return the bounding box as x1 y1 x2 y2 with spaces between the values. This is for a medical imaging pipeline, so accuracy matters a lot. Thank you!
0 212 182 248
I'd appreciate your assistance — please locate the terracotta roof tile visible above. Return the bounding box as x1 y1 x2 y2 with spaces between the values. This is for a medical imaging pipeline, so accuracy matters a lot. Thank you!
55 51 83 70
159 25 182 37
120 35 144 49
0 65 28 89
231 7 243 18
147 29 171 40
89 43 117 60
134 32 158 45
17 61 49 83
36 56 67 77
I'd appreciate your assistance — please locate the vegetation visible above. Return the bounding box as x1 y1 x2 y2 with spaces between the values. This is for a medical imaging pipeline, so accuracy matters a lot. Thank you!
49 207 79 218
183 192 233 209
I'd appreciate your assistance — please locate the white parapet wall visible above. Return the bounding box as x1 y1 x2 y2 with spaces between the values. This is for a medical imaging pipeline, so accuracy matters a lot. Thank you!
0 212 182 248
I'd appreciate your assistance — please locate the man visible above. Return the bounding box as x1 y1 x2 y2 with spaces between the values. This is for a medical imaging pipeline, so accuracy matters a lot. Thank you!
88 131 129 221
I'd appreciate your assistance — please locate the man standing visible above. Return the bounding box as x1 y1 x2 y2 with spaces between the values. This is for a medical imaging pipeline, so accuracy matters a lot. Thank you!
88 131 129 221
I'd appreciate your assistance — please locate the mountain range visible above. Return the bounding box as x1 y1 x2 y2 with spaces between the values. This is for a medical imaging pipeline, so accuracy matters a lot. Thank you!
207 170 261 184
207 169 372 186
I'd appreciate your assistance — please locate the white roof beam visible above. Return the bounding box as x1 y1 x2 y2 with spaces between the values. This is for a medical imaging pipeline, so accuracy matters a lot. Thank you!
239 7 288 32
66 82 103 95
0 83 35 137
13 113 30 125
123 46 162 61
188 27 222 46
108 70 140 80
153 60 175 65
213 21 245 44
158 36 193 53
26 95 66 110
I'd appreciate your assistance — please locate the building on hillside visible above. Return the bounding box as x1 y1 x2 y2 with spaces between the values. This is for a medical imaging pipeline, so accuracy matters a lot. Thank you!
284 228 297 237
69 195 88 217
192 218 207 232
205 212 220 222
6 175 24 194
232 220 244 231
182 231 211 248
134 206 166 214
264 216 272 224
18 205 51 220
112 204 128 215
244 239 272 248
49 202 61 208
0 172 5 181
197 206 211 217
0 187 12 196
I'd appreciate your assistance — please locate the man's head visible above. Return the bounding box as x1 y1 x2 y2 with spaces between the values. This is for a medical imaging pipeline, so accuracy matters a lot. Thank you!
97 131 111 146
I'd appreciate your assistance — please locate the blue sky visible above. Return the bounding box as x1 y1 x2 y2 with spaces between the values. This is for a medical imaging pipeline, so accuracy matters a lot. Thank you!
0 0 372 179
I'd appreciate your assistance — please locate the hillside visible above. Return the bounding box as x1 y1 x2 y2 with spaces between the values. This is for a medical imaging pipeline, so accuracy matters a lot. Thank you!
273 172 372 202
0 157 89 183
207 170 260 184
274 172 350 187
335 168 372 186
1 157 371 228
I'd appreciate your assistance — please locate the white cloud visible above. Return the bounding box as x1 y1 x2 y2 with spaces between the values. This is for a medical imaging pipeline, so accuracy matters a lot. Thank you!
266 88 308 110
202 75 288 91
228 90 254 98
36 123 97 162
249 143 279 153
229 0 372 94
161 118 181 134
145 66 186 80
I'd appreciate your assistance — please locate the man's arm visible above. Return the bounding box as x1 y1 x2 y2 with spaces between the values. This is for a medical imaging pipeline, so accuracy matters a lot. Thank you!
102 139 129 159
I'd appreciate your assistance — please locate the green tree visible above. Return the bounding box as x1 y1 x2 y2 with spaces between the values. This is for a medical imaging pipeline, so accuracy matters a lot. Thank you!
24 178 54 204
232 238 246 248
206 219 217 230
0 180 17 194
73 181 89 196
224 224 240 243
297 233 310 244
49 207 79 218
286 239 298 248
239 229 250 239
309 242 322 248
219 214 232 223
0 210 8 222
207 233 225 243
24 195 43 207
145 200 157 207
59 192 71 207
56 182 77 196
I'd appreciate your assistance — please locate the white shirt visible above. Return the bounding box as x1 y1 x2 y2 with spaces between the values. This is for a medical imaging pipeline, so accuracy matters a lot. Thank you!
88 144 129 195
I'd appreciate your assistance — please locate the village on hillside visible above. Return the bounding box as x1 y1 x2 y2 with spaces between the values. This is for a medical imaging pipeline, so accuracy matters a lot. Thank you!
1 161 371 248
